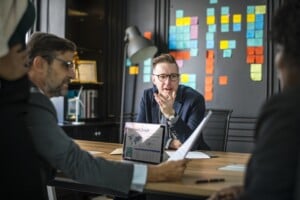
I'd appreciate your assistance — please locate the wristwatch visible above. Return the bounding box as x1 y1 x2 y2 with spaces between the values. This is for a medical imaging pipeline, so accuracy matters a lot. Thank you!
167 112 178 124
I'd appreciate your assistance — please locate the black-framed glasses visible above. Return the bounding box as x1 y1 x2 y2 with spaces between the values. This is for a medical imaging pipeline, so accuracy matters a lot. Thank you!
54 57 74 69
152 73 180 82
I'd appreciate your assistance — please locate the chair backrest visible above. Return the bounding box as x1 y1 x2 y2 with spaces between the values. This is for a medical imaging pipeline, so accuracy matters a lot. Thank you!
202 109 232 151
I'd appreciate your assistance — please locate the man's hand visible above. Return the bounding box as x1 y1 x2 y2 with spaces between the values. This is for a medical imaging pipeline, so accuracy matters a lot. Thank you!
0 44 27 80
147 159 189 182
207 185 244 200
154 90 176 119
169 139 182 150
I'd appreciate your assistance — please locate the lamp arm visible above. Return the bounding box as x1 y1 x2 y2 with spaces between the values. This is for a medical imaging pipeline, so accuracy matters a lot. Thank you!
119 43 128 143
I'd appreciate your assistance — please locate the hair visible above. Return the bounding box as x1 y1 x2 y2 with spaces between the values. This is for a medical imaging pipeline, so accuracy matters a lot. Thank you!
272 0 300 67
152 53 179 70
26 32 76 67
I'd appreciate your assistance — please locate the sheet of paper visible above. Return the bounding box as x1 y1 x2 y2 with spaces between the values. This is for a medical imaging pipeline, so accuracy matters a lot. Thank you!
218 164 246 172
110 148 123 155
166 151 210 159
168 111 213 161
88 151 102 155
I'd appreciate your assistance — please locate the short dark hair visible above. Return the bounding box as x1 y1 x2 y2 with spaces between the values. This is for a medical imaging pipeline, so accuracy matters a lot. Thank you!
26 32 76 67
272 0 300 67
152 53 179 70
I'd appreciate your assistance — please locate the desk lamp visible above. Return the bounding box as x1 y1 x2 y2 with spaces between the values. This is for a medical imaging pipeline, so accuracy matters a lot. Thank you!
119 26 157 142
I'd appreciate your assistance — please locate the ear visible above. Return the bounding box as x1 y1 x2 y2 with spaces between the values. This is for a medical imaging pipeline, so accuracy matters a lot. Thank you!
152 74 156 85
31 56 47 72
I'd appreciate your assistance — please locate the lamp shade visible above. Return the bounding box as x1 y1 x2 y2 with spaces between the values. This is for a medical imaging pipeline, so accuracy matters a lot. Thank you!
125 26 157 64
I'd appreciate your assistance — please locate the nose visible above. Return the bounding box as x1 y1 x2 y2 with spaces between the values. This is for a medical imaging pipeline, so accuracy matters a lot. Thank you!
69 67 76 79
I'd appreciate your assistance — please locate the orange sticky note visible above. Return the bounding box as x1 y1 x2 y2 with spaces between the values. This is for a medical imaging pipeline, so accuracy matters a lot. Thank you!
255 46 263 55
205 76 213 85
247 47 255 55
144 32 152 40
206 50 215 59
205 84 213 92
129 66 139 75
255 55 264 64
206 65 214 74
205 92 213 101
247 55 255 64
219 76 228 85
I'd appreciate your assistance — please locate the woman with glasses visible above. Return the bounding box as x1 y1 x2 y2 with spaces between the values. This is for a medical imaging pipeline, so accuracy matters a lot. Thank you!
136 54 208 150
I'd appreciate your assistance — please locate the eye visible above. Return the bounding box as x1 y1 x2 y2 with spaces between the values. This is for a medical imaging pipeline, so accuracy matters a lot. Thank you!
159 74 168 79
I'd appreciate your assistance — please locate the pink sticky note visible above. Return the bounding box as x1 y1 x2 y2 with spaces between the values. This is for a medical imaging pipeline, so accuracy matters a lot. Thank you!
190 25 198 39
176 59 184 68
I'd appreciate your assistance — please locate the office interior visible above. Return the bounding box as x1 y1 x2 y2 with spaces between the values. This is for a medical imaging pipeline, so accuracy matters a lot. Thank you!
34 0 285 154
19 0 290 199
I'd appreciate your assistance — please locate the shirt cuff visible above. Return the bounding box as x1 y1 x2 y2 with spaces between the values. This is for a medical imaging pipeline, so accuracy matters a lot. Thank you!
130 164 147 192
165 138 173 149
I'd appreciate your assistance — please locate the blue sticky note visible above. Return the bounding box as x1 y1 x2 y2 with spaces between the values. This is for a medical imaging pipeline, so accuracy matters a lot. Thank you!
221 24 229 32
255 21 264 30
246 30 255 38
176 26 182 33
169 33 176 41
254 38 263 46
190 40 198 48
207 8 215 16
143 74 151 83
183 25 190 33
190 48 198 56
206 32 214 40
184 40 191 48
247 6 255 14
144 59 151 66
189 74 197 82
183 33 190 41
143 66 151 74
177 41 184 49
208 24 217 32
176 10 184 18
177 33 184 41
210 0 218 4
221 7 230 15
233 23 241 32
126 58 131 66
223 49 232 58
168 40 176 49
169 26 176 33
247 23 255 30
247 39 255 46
229 40 236 49
206 40 214 49
255 30 264 38
256 14 264 22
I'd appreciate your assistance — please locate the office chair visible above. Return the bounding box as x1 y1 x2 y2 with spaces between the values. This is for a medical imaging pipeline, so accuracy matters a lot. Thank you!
201 109 233 151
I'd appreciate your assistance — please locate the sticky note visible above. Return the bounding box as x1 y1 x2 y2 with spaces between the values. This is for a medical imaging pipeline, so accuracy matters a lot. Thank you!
220 40 229 50
233 23 241 32
183 17 191 25
190 40 198 48
126 58 131 66
219 76 228 85
255 30 263 38
190 48 198 56
255 5 266 14
181 74 189 83
191 16 199 25
247 23 255 30
247 30 255 38
223 49 232 58
207 50 215 59
255 21 264 30
143 74 151 82
176 59 184 68
221 7 230 15
129 66 139 75
229 40 236 49
247 55 255 64
205 84 213 92
233 14 242 23
144 32 152 40
256 14 264 22
221 15 229 24
205 92 213 101
205 76 213 85
210 0 218 4
247 47 255 55
247 6 255 14
207 16 215 25
176 10 184 18
208 24 217 32
169 26 176 33
190 25 198 39
255 46 263 55
176 18 184 26
206 65 214 74
189 74 196 82
206 32 214 40
247 14 255 23
143 66 151 74
255 55 264 64
251 64 262 73
207 8 215 16
144 58 151 66
221 24 229 32
206 40 214 49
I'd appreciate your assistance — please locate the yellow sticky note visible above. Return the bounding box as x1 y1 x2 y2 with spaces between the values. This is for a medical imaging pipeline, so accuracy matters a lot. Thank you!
247 14 255 23
129 66 139 75
255 5 266 14
221 15 229 24
220 40 229 50
250 64 262 73
181 74 189 83
233 14 242 23
251 72 262 81
176 18 184 26
183 17 191 25
207 16 215 25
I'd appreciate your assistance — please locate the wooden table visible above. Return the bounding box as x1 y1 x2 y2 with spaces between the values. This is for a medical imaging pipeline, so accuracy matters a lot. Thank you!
49 140 250 199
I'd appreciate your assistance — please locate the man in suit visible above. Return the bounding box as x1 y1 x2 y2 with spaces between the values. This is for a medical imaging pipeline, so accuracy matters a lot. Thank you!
208 1 300 199
136 53 207 150
25 32 188 195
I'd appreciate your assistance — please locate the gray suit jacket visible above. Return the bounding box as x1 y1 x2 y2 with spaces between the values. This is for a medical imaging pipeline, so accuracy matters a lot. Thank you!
26 85 134 194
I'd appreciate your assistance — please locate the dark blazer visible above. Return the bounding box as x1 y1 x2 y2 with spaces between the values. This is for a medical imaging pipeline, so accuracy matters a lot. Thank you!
240 86 300 200
26 84 134 194
136 85 208 149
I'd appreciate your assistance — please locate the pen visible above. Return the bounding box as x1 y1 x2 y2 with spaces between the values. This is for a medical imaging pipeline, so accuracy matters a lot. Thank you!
195 178 225 184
